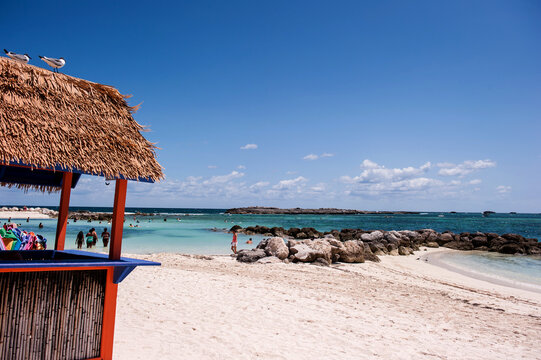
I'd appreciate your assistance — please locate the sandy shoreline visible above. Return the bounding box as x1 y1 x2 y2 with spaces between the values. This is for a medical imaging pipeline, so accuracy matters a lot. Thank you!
114 249 541 359
0 208 54 219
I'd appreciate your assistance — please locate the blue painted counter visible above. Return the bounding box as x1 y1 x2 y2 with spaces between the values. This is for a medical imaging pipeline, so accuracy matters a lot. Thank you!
0 250 160 283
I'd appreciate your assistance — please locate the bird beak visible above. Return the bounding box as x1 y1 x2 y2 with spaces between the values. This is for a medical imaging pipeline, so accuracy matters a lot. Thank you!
26 55 32 59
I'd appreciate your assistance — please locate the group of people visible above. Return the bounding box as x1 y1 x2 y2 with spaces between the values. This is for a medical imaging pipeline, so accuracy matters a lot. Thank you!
75 227 110 249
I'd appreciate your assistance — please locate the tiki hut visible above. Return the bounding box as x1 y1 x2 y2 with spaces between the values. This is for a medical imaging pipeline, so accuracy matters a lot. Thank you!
0 57 163 360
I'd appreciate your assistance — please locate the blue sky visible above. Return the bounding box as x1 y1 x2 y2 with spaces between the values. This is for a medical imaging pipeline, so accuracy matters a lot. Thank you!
2 0 540 211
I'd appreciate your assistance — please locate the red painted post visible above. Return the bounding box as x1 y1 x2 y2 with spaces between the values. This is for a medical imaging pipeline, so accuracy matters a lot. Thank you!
102 179 127 359
55 172 73 250
109 179 127 260
100 268 119 360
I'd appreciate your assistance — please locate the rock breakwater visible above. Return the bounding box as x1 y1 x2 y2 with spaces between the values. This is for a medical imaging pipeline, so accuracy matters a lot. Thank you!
232 226 540 264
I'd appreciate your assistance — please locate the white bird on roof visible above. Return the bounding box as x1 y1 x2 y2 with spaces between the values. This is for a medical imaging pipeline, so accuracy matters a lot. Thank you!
39 55 65 73
4 49 31 64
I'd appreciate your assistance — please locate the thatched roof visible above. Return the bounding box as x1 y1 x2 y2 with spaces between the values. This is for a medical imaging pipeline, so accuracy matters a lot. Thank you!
0 57 163 188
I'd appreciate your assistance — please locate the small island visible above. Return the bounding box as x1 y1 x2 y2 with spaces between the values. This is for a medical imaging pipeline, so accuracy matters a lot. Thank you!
225 207 420 215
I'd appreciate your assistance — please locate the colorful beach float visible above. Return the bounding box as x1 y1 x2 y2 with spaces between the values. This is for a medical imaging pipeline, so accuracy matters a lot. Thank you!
0 57 163 359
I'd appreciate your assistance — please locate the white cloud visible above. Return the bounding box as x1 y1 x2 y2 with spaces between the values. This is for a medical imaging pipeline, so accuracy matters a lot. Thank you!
237 165 246 169
469 179 482 185
207 165 217 169
203 171 244 185
303 154 319 161
303 153 334 160
438 160 496 177
272 176 308 190
361 159 380 169
250 181 269 189
339 159 482 199
286 171 297 175
342 160 431 183
310 183 326 192
496 185 511 194
240 144 258 150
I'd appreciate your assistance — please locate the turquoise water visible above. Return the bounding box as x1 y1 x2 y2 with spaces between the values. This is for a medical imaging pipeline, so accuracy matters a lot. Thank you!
432 251 541 291
2 208 540 288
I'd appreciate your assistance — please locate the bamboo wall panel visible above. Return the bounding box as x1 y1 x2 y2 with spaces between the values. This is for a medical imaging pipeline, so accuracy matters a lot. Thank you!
0 270 106 359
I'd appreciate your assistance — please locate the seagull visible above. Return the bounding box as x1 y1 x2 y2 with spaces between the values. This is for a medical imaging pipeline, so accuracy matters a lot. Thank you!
3 49 31 64
39 55 65 72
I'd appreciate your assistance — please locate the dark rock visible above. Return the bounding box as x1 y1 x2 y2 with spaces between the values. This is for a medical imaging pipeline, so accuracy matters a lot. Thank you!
488 236 506 251
444 240 474 251
256 238 269 250
499 243 524 254
230 225 242 233
237 249 267 263
501 233 525 242
471 236 488 248
288 228 301 237
369 242 387 255
436 233 454 245
270 227 286 236
426 242 439 248
398 246 409 256
312 257 330 266
338 240 365 263
295 232 307 239
362 244 381 262
360 231 384 242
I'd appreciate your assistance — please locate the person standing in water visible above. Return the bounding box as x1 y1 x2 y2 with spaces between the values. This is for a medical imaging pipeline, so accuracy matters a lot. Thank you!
85 230 94 248
91 228 98 246
101 228 110 247
231 231 238 254
75 231 84 249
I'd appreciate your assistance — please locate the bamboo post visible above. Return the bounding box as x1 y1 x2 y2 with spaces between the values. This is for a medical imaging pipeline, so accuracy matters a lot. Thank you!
55 172 73 250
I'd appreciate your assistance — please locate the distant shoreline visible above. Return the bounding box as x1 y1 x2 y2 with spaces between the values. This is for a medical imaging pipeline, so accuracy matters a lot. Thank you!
225 207 420 215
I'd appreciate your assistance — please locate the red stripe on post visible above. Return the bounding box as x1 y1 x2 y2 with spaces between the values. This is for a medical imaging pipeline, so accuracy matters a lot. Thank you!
55 172 72 250
109 179 127 260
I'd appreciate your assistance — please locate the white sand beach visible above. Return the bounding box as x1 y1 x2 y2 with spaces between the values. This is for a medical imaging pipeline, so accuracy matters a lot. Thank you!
114 248 541 360
0 207 55 219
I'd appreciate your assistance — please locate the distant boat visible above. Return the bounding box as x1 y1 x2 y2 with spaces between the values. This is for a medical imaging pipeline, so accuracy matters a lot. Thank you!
509 212 517 214
483 211 495 217
449 211 457 214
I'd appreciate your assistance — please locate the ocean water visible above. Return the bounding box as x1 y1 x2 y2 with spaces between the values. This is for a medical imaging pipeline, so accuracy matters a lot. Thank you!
2 208 540 288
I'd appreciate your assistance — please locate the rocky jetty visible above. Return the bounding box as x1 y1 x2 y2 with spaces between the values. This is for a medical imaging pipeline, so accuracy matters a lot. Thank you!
68 211 113 221
69 211 154 221
226 207 419 215
236 236 374 265
232 226 540 262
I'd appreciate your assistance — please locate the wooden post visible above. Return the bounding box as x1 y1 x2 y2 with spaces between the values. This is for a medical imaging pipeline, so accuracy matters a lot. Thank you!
109 179 127 260
100 268 118 360
101 179 127 359
55 172 73 250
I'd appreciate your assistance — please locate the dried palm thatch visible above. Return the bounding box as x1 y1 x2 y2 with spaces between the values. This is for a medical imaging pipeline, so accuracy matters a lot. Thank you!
0 57 163 190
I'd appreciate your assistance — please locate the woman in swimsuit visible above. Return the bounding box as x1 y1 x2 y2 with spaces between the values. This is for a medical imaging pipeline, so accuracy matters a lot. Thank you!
231 231 238 254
